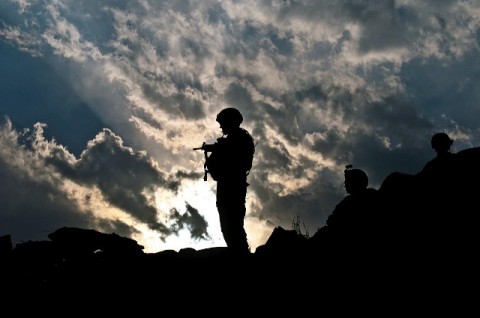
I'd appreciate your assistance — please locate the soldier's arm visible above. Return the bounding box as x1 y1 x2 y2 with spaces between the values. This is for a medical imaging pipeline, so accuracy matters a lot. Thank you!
193 142 217 152
202 143 216 152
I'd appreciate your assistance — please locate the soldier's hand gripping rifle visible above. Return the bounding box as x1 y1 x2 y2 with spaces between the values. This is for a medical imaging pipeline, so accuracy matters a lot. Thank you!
193 142 215 181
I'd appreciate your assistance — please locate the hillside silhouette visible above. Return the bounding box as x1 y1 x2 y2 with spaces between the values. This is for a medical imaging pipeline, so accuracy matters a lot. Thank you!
1 145 478 314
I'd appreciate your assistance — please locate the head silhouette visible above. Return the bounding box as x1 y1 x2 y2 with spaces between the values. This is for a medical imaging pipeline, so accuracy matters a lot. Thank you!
344 166 368 195
431 132 453 156
216 108 243 134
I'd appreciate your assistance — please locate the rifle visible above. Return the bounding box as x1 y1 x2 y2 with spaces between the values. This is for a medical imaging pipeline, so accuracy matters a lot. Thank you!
193 142 215 181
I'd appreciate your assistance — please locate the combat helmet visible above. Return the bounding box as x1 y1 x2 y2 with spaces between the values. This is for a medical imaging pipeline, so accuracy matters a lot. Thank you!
431 132 453 151
216 108 243 127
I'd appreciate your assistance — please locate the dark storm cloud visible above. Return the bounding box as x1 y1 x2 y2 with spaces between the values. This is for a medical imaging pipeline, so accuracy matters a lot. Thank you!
0 118 207 246
0 119 93 244
400 51 480 135
48 128 171 234
308 95 434 161
0 155 92 244
170 203 209 240
172 170 204 183
255 141 293 178
257 1 470 57
141 84 207 120
343 0 410 53
249 167 344 231
224 83 306 144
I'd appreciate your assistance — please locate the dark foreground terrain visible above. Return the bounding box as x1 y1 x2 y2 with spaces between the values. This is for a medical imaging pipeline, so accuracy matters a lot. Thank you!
1 147 478 315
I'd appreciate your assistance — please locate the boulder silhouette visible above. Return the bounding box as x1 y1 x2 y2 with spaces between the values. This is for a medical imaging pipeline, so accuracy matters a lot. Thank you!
48 226 144 258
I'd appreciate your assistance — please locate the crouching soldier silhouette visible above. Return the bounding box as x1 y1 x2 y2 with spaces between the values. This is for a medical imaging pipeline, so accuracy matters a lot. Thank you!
310 165 383 258
194 108 255 255
421 132 456 176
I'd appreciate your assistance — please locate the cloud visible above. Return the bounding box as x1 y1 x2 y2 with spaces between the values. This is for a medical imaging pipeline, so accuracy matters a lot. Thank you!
1 0 480 250
0 118 209 247
170 202 209 241
0 118 94 242
52 127 170 233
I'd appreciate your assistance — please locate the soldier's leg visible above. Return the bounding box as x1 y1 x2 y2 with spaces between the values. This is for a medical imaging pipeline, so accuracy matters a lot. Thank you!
217 183 249 253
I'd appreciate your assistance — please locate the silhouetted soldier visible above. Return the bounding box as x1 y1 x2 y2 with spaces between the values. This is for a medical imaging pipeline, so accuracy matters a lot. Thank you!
311 165 383 256
195 108 255 255
417 132 458 249
327 166 381 230
422 132 455 174
419 133 457 207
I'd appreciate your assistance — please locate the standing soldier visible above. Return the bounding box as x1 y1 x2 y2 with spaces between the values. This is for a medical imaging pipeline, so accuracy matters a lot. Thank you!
195 108 255 254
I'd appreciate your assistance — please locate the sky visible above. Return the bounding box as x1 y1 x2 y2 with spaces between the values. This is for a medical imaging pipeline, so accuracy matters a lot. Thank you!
1 0 479 253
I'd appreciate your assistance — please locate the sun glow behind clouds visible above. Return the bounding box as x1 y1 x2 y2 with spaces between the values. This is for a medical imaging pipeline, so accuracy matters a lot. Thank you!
142 178 272 253
151 179 224 252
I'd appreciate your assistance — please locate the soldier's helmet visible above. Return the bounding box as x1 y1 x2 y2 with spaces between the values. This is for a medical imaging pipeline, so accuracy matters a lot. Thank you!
216 108 243 127
431 132 453 151
344 165 368 194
